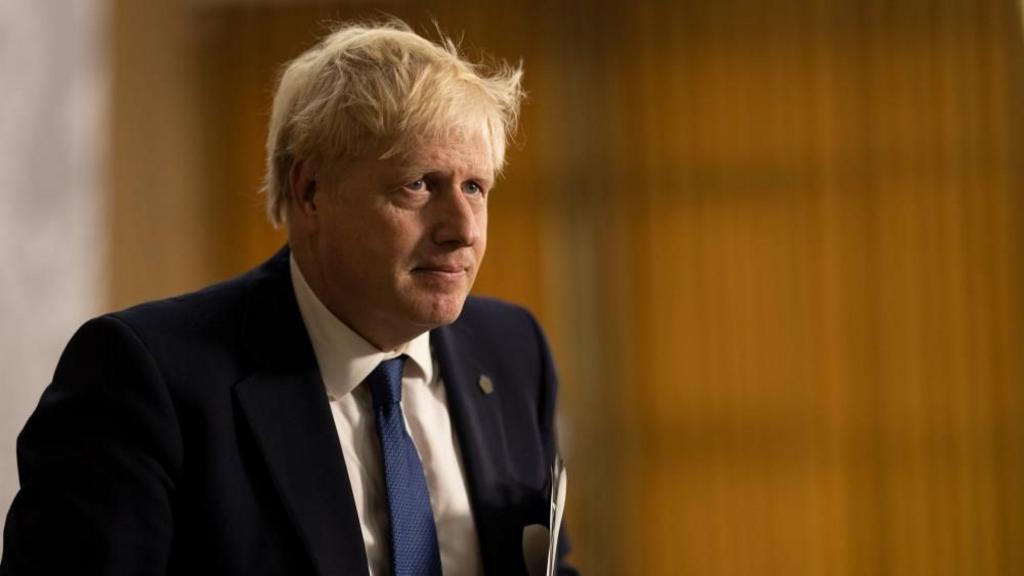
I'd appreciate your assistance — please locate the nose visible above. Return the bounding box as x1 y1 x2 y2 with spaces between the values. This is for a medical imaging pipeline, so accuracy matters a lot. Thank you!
431 184 482 247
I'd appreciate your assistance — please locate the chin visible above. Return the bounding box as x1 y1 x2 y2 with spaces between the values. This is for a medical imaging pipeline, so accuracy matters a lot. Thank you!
406 293 469 328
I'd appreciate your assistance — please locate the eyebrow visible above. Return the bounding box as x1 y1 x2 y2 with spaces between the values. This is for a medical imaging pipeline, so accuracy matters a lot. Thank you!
399 165 494 185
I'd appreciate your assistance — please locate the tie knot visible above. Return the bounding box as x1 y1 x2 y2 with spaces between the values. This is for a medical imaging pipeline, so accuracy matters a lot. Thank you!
369 356 406 408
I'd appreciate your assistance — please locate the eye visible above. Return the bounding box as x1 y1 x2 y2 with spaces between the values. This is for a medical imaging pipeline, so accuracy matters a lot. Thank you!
463 181 484 195
405 179 427 192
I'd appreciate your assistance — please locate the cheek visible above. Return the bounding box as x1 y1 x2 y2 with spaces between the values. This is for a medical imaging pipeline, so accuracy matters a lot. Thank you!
379 214 429 263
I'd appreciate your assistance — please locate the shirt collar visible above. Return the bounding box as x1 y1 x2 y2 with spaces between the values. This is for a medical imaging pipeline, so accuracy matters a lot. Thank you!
289 254 433 400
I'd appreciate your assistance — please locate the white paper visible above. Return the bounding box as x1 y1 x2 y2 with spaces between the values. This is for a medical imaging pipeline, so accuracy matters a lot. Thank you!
546 455 567 576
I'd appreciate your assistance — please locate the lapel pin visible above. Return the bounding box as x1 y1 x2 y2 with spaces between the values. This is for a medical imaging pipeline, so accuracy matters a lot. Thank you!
478 374 494 395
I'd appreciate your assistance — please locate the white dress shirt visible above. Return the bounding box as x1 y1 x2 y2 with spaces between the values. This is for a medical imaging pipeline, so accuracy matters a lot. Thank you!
289 256 482 576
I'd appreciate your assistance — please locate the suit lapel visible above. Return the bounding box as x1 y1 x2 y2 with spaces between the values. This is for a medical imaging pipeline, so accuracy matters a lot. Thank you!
432 324 516 575
234 249 369 576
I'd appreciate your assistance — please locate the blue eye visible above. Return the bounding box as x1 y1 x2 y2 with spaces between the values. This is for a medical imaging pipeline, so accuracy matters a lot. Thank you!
464 181 482 195
407 179 426 192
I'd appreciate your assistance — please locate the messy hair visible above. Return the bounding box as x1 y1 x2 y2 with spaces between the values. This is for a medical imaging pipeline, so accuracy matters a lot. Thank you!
263 19 524 226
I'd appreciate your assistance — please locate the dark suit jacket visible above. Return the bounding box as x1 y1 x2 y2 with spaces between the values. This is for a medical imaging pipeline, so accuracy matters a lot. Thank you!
2 248 574 575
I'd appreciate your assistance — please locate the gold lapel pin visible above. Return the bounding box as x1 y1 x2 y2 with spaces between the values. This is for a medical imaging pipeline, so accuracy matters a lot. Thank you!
478 374 494 395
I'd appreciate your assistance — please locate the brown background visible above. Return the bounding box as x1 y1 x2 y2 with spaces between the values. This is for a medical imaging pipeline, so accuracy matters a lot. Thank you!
109 1 1024 574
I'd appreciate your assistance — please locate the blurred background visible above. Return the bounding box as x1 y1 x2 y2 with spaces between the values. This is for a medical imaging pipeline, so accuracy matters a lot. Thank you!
2 0 1023 573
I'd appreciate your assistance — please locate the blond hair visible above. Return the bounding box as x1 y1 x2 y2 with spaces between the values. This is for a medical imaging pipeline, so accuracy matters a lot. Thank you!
263 20 524 226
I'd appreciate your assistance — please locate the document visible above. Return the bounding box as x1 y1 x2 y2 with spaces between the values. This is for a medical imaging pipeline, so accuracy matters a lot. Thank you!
547 454 568 576
523 455 568 576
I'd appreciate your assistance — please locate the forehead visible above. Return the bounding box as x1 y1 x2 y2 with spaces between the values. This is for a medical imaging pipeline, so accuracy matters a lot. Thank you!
327 122 497 189
384 120 496 177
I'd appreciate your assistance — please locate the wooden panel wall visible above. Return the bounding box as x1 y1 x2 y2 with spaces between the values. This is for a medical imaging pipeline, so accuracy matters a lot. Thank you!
609 2 1024 573
111 1 1024 574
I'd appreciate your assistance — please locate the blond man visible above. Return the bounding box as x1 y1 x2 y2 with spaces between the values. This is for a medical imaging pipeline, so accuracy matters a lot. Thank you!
2 21 575 576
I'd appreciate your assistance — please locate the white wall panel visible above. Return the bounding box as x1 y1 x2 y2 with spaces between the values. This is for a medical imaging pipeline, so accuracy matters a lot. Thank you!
0 0 106 551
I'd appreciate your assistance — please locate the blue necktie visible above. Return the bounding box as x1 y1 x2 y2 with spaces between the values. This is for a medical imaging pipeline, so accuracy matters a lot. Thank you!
368 356 443 576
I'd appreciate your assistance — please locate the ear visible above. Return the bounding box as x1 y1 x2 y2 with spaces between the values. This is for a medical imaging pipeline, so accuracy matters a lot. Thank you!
288 159 320 221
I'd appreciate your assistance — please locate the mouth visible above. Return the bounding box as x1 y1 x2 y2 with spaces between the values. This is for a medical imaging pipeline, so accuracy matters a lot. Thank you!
412 261 471 273
411 263 472 284
412 266 468 275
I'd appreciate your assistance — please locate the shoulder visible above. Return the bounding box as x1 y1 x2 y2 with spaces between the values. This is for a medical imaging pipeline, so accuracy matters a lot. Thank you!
115 249 287 339
112 252 281 339
63 248 291 382
448 296 550 356
453 295 543 337
441 296 555 387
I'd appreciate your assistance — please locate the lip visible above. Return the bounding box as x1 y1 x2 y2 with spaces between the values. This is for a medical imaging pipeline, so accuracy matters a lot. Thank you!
411 263 470 274
410 265 471 286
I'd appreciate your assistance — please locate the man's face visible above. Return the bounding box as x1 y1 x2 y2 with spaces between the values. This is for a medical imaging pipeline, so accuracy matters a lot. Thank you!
303 126 494 349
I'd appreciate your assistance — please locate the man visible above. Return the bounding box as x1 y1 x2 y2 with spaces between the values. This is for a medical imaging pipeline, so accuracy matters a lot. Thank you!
2 21 574 575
